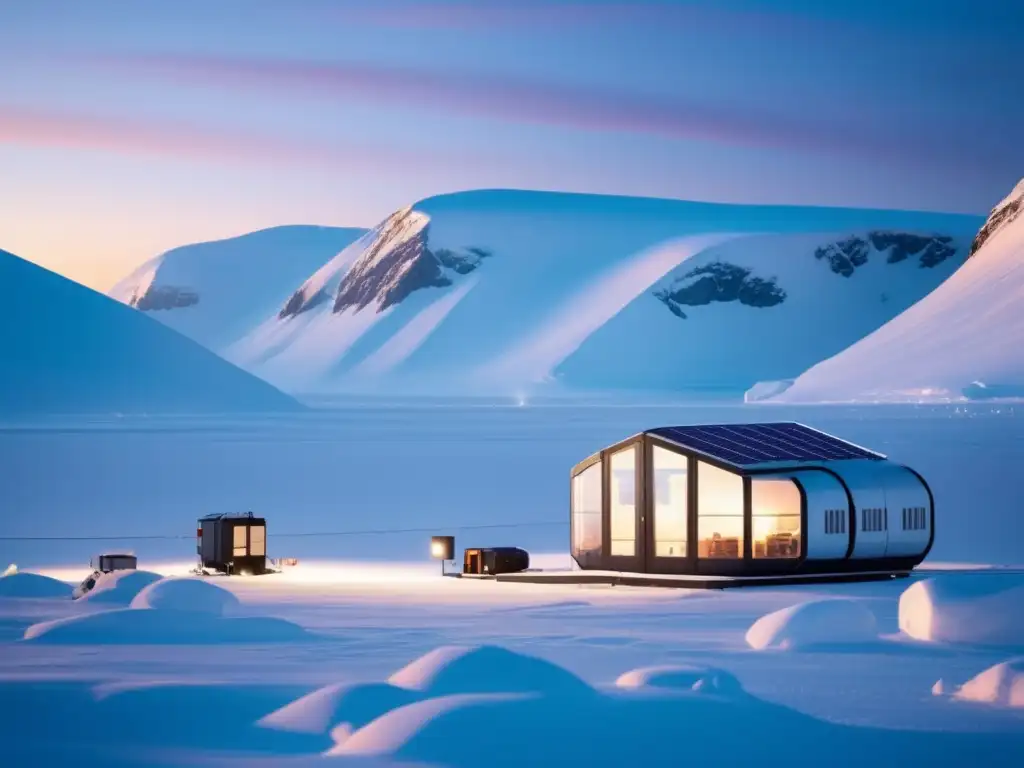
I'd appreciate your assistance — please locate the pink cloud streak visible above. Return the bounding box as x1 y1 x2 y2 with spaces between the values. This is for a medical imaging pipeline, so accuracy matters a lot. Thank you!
88 52 853 153
0 104 478 172
302 0 821 35
86 50 973 166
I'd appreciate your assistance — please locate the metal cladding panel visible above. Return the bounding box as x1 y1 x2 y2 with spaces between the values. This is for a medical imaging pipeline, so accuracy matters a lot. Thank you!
648 423 884 468
780 471 850 561
882 466 931 558
827 460 891 559
201 520 218 562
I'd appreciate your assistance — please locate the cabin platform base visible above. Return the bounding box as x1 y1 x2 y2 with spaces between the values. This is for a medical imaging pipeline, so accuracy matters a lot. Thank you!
492 569 912 590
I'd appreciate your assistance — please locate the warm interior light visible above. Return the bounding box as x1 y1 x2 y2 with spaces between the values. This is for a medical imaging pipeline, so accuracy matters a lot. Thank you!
431 541 446 558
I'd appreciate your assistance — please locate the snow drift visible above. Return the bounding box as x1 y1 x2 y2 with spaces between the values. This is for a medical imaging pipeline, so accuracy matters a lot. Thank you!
129 577 240 615
745 599 880 650
226 190 979 395
328 643 1009 766
950 658 1024 708
259 682 420 736
388 644 593 697
110 225 365 352
0 248 301 416
76 570 162 605
615 664 744 696
22 607 310 644
773 178 1024 402
0 572 72 598
898 574 1024 648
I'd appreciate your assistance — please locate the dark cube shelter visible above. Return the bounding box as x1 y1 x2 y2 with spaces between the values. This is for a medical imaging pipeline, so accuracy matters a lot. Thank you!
197 512 268 575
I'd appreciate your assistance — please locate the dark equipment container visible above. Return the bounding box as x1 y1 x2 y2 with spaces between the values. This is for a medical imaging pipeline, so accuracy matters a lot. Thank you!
90 553 137 573
197 512 268 575
463 547 530 576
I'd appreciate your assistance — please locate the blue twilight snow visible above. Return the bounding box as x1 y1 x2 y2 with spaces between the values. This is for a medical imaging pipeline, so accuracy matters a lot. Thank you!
226 189 981 396
0 248 301 415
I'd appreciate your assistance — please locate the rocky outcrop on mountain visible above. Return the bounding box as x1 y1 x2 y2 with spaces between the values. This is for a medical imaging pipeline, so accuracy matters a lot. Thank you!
334 220 490 314
278 208 492 319
654 262 786 319
128 285 200 311
815 232 956 277
970 179 1024 257
869 232 956 267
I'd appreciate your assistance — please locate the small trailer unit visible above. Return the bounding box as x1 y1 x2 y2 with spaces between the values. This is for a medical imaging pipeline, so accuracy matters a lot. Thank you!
197 512 268 575
463 547 530 576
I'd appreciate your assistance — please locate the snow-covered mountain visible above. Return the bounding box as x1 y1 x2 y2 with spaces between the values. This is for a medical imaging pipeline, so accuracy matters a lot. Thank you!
0 248 300 416
226 190 981 396
109 225 365 352
765 179 1024 403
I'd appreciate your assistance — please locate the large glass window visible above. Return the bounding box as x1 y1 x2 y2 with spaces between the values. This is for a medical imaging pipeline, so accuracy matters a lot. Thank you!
653 446 687 557
697 461 743 558
751 479 801 558
232 525 247 557
610 447 637 556
250 525 266 557
572 462 602 566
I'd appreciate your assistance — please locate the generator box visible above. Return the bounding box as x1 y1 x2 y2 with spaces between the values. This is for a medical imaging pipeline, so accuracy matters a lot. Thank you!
197 512 268 575
90 553 137 573
463 547 529 576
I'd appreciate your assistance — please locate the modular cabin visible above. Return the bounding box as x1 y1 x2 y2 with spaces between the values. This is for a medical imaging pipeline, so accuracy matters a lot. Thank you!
197 512 268 575
569 422 934 579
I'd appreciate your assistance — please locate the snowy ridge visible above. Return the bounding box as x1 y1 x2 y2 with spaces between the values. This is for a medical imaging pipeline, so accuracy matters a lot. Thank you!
226 190 980 396
772 178 1024 403
0 247 300 415
110 225 365 352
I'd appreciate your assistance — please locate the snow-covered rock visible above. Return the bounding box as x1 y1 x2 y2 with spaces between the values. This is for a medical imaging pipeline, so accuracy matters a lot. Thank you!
0 572 72 598
129 577 239 615
0 248 301 416
952 658 1024 708
76 570 162 605
898 575 1024 648
746 599 879 650
774 177 1024 403
388 645 593 697
110 225 365 352
23 607 310 644
615 664 744 696
226 189 978 395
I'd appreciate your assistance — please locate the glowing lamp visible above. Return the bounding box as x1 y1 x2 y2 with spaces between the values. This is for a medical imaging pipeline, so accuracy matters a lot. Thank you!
431 535 455 575
431 535 455 560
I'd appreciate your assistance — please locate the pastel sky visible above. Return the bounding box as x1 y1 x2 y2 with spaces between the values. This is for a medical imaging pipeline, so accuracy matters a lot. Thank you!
1 0 1021 291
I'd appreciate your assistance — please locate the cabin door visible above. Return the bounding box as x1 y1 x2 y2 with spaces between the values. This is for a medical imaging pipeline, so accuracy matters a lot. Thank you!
606 441 646 572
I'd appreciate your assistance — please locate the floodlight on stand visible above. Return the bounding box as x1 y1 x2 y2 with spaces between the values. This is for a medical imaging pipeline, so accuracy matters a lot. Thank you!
431 535 455 575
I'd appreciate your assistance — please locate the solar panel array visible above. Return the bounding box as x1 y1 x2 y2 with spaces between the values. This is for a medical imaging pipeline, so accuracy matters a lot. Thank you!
649 423 883 467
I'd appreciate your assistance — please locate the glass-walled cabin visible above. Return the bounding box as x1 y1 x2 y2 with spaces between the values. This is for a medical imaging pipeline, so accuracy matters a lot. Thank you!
571 424 933 577
571 434 806 576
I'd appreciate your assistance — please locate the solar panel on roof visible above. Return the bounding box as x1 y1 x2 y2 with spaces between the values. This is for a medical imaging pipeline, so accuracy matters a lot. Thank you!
648 423 883 467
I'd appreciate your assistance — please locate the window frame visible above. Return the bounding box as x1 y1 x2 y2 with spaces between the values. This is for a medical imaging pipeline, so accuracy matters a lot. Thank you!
695 459 746 562
750 477 803 560
570 454 604 568
650 444 689 559
608 444 639 558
